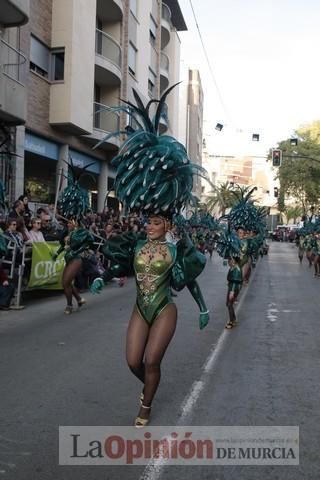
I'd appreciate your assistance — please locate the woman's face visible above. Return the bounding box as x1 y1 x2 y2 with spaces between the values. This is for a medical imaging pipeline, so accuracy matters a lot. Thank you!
147 216 166 240
32 219 41 230
237 228 245 239
8 221 17 231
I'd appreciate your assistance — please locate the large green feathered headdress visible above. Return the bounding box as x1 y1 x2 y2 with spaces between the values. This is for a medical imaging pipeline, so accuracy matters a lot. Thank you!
216 222 241 259
96 84 210 216
228 185 258 231
58 158 92 220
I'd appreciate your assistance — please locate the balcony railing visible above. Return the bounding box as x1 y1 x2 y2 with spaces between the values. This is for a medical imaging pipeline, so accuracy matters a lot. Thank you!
160 52 169 72
1 39 27 85
161 3 172 23
93 102 120 133
95 29 122 70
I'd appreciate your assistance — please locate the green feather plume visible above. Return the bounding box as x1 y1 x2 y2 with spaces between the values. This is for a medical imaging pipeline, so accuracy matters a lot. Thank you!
58 157 91 220
95 84 211 216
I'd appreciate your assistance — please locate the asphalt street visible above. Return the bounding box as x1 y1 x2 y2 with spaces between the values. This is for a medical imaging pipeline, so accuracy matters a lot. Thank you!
0 241 319 479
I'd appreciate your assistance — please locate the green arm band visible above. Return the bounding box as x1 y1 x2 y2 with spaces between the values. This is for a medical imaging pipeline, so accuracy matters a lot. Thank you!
89 263 128 294
186 280 209 330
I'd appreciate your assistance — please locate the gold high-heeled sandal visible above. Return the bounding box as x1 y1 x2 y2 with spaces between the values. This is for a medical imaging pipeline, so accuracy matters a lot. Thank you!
64 305 73 315
134 404 151 428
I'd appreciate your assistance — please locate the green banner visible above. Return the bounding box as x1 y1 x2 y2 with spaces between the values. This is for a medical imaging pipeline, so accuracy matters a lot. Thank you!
27 241 65 290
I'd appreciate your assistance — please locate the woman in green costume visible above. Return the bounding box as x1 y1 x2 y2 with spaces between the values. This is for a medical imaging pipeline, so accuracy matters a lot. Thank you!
91 84 210 427
54 164 95 314
216 223 242 329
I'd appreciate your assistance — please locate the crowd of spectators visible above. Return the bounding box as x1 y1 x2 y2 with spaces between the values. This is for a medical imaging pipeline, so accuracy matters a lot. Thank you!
0 194 149 309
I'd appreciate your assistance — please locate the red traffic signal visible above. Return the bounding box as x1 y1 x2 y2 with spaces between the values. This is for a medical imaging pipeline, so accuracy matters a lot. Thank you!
272 149 282 167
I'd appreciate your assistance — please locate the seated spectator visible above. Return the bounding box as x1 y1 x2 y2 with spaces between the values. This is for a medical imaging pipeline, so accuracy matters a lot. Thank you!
89 222 99 235
37 206 49 218
4 218 24 250
28 217 45 243
16 217 31 243
18 194 33 228
8 199 24 219
47 203 64 230
3 218 24 265
102 223 114 240
40 214 59 241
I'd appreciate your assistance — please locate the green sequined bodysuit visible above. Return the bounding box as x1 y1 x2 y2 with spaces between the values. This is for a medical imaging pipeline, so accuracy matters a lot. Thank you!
97 232 209 329
134 241 175 324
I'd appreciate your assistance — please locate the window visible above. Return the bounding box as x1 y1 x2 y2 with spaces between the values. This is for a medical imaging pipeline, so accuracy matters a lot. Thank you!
130 0 137 17
30 35 65 81
128 42 137 76
30 35 49 78
150 16 157 47
148 68 157 96
51 49 65 81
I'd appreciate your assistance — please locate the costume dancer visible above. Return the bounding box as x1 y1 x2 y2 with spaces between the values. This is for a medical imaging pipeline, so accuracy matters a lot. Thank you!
216 187 267 328
53 164 95 314
228 186 266 285
91 84 210 427
216 224 242 329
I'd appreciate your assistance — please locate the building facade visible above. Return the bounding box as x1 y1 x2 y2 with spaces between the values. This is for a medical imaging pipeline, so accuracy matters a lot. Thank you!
179 68 204 198
0 0 187 212
0 0 29 205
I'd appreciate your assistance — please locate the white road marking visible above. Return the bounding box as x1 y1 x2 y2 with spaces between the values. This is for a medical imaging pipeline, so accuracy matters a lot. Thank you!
267 303 279 323
139 266 255 480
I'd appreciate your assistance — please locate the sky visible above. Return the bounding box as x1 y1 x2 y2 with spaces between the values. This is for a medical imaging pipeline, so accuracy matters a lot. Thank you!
178 0 320 158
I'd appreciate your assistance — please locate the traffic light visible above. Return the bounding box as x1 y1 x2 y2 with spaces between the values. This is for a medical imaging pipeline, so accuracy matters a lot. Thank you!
274 187 279 198
272 149 282 167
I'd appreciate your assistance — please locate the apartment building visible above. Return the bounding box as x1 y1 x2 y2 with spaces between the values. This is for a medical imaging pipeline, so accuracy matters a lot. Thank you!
179 68 204 199
0 0 29 204
0 0 187 211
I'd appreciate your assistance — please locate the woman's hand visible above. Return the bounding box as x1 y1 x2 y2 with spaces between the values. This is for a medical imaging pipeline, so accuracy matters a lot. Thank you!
2 280 9 287
90 278 104 294
51 252 58 261
228 291 235 302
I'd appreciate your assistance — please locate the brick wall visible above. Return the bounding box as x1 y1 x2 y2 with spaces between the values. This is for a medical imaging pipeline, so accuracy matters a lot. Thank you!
20 0 107 161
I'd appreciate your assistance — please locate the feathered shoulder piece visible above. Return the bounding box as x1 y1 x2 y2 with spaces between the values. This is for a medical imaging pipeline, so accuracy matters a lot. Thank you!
58 157 92 220
199 212 219 231
173 213 187 228
96 84 210 216
216 222 241 259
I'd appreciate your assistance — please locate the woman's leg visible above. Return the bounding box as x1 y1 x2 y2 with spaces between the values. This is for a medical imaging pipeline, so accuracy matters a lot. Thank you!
226 290 237 326
62 259 82 309
137 304 177 419
126 307 150 384
72 284 82 303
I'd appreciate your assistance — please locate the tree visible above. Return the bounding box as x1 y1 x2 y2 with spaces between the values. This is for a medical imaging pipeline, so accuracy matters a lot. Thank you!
273 120 320 212
205 181 236 216
285 205 303 224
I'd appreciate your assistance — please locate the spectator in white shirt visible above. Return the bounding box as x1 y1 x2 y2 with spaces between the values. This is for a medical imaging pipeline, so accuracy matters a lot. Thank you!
28 217 45 243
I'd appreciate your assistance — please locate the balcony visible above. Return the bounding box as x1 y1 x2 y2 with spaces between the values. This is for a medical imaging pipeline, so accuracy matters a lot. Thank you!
96 0 123 22
0 0 29 27
83 102 120 151
0 39 27 125
160 52 169 92
161 3 172 49
95 29 122 86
